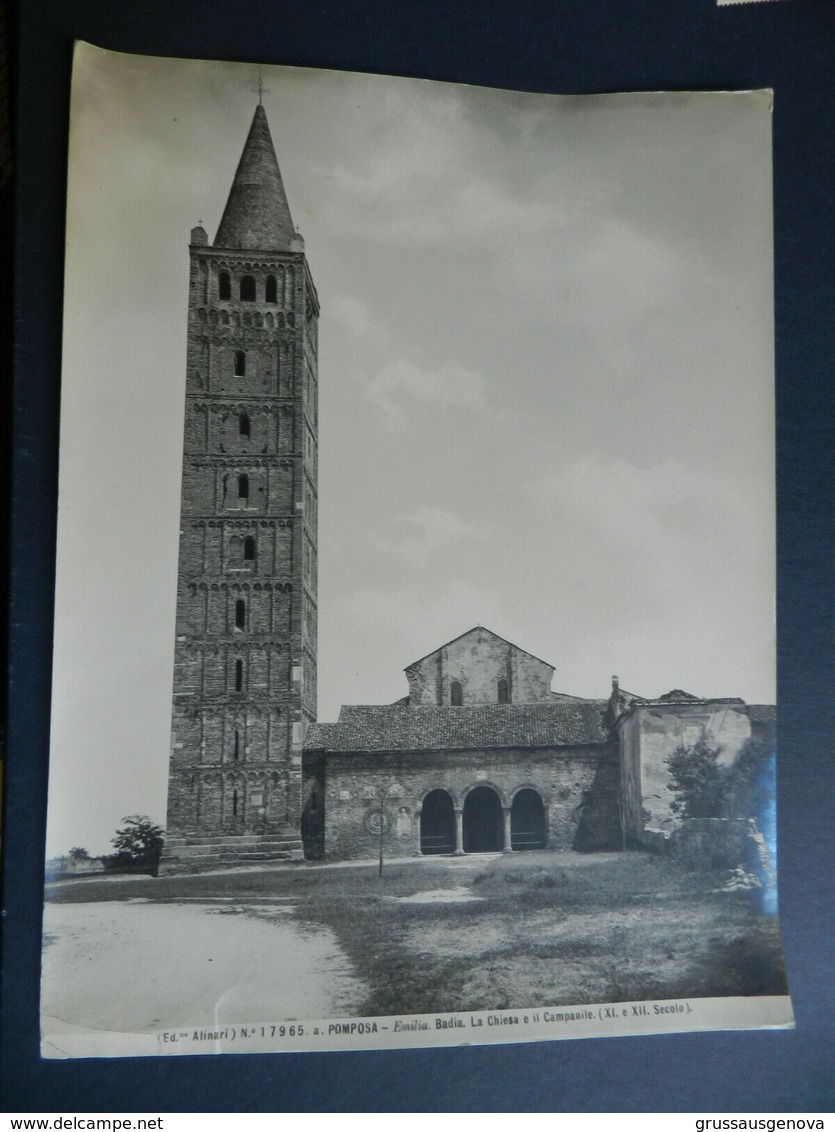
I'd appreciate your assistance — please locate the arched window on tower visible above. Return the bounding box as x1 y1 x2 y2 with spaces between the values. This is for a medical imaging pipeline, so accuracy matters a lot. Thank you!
235 598 246 630
234 351 246 377
240 275 256 302
498 678 510 704
218 272 231 300
232 788 239 816
450 681 463 706
233 730 240 762
239 411 250 439
237 474 249 506
243 536 256 562
234 658 243 692
265 275 277 304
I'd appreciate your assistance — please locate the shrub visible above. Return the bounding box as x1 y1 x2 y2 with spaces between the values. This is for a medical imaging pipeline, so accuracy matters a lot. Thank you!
102 815 165 875
666 739 774 824
666 741 724 819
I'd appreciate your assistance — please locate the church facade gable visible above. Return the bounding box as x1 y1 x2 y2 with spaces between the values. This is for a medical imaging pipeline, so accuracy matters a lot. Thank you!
404 626 557 706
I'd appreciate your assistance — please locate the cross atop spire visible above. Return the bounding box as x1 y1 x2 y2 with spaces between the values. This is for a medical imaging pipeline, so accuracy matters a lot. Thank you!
214 104 296 251
252 67 270 106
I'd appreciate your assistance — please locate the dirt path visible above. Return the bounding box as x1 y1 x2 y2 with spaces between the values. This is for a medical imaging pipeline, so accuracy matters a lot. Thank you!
41 901 367 1038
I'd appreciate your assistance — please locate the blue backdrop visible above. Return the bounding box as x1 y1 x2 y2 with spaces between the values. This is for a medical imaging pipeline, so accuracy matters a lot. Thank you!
5 0 835 1111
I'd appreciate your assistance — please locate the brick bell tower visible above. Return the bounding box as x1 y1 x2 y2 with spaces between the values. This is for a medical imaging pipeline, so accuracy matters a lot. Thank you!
163 104 319 869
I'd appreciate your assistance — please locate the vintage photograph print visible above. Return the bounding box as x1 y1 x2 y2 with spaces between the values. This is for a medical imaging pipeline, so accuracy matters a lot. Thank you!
41 43 792 1058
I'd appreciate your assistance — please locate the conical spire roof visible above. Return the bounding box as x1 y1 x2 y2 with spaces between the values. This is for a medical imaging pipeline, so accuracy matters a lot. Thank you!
214 105 296 250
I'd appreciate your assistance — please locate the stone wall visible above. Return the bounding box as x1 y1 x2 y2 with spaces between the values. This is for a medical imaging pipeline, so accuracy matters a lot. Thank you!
319 744 620 860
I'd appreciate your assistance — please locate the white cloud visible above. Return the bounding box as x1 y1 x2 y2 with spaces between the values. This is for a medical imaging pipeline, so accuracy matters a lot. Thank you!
347 579 504 660
538 452 753 532
457 179 560 236
498 215 685 335
328 87 464 197
567 218 682 317
322 166 569 248
330 295 388 343
529 451 772 621
366 359 490 428
380 505 484 567
316 83 584 249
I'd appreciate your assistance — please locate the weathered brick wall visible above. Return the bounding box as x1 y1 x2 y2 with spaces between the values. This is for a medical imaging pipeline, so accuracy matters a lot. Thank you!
166 240 318 840
322 745 620 860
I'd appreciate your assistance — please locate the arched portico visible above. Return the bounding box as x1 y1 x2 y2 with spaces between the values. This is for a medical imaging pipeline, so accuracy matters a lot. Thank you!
510 787 547 850
462 785 505 853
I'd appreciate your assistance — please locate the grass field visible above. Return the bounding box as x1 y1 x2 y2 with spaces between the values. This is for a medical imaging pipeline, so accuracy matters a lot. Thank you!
46 850 787 1019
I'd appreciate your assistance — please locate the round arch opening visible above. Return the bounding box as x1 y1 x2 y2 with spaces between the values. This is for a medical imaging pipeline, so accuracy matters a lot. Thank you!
420 790 455 855
463 785 504 853
510 788 547 850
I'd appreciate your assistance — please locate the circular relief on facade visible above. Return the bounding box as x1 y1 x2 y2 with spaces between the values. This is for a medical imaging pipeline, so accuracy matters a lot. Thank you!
364 807 391 835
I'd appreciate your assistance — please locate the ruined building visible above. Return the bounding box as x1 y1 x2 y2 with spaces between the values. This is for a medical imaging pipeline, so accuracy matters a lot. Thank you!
163 105 319 870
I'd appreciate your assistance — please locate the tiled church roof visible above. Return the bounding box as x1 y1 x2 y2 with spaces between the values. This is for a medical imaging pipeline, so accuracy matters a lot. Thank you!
305 701 611 753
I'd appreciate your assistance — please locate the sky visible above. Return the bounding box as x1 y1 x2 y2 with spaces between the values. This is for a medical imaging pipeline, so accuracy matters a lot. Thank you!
45 44 775 857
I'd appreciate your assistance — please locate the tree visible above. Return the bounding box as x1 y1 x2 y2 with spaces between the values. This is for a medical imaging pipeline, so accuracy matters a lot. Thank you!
103 815 165 875
68 847 90 861
721 739 774 823
666 738 774 823
665 741 724 819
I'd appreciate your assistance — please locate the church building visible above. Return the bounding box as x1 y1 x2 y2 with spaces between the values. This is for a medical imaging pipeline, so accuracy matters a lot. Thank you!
162 104 771 872
303 626 770 861
304 627 621 860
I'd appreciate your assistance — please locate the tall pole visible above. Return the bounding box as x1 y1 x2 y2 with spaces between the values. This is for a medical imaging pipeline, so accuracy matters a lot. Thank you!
378 793 385 878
